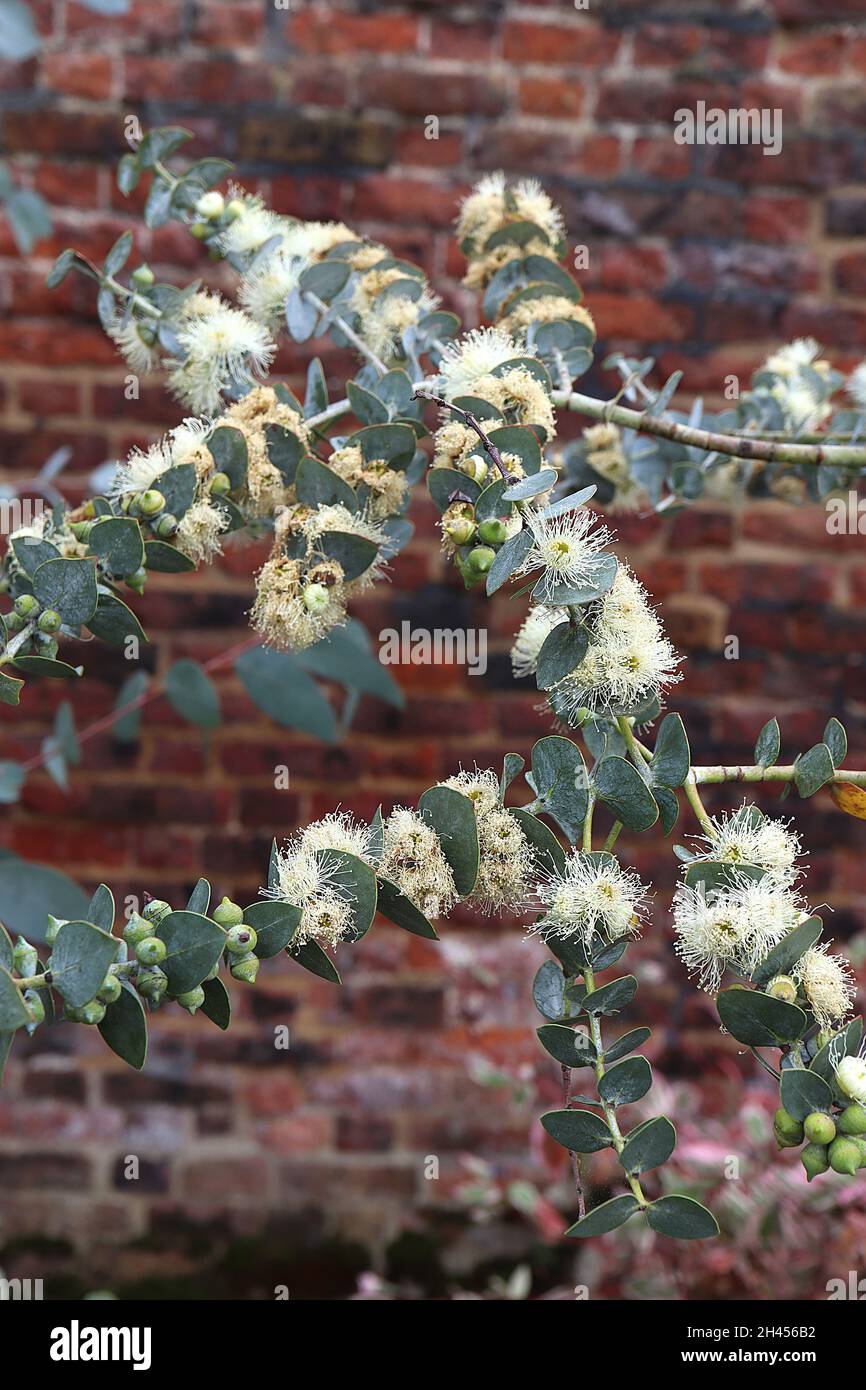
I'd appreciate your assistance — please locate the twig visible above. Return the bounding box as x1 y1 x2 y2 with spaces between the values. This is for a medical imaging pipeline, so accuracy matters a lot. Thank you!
413 390 513 482
17 632 262 777
560 1061 586 1220
304 293 387 375
553 388 866 468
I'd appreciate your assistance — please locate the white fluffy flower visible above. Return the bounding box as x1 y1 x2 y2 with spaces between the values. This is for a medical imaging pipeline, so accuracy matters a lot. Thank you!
438 769 534 914
239 245 305 330
762 338 823 377
456 172 565 252
692 805 802 887
435 327 523 400
108 317 160 374
378 806 458 920
518 506 612 594
836 1053 866 1105
794 944 855 1029
672 873 804 993
168 293 275 414
531 851 649 948
510 605 568 679
547 565 681 718
219 193 289 259
847 361 866 411
266 820 369 950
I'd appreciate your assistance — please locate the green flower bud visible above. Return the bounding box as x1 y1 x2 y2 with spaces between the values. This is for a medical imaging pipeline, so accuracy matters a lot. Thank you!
477 517 508 546
155 513 178 539
225 198 245 222
190 221 210 240
467 546 495 575
142 898 172 926
459 453 488 485
123 913 152 947
225 924 257 956
766 974 798 1004
136 965 168 1003
801 1142 830 1182
196 191 225 220
97 973 122 1005
126 566 147 595
23 988 45 1028
138 489 165 517
131 263 155 288
45 913 67 946
773 1106 804 1147
442 513 476 546
35 634 58 657
176 985 206 1014
230 951 259 984
302 582 330 615
209 471 231 497
37 608 62 634
14 593 40 618
13 936 38 978
803 1111 836 1145
135 935 167 967
829 1135 861 1176
444 517 478 547
67 1000 106 1026
212 896 244 928
69 519 95 542
4 610 25 634
838 1104 866 1136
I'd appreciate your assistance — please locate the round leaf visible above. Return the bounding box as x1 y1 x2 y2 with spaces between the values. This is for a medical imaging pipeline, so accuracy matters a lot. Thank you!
646 1195 719 1240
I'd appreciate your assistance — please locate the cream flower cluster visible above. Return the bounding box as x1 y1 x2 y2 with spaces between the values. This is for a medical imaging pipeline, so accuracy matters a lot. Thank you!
438 769 534 913
530 850 650 949
261 768 541 949
794 944 856 1029
689 804 803 887
110 387 311 566
433 328 557 439
269 812 374 949
672 872 805 994
456 171 565 291
512 563 681 720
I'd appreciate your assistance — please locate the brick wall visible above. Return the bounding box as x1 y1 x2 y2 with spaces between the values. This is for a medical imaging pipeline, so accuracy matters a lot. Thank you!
1 0 866 1297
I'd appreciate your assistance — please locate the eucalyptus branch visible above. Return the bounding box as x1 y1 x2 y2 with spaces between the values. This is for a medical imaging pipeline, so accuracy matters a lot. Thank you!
413 391 512 482
553 388 866 467
0 621 35 667
304 292 388 374
692 763 866 788
583 966 647 1209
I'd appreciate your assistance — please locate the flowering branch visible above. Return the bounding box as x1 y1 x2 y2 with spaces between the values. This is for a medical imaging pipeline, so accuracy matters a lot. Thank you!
553 388 866 468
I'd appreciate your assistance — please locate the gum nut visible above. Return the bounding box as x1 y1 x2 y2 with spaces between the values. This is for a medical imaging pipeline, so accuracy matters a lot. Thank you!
766 974 798 1004
829 1136 861 1176
225 924 257 955
803 1112 836 1146
123 914 152 946
176 985 206 1014
97 974 122 1005
212 896 244 928
142 897 172 925
135 935 167 967
773 1107 804 1144
801 1143 830 1182
838 1104 866 1136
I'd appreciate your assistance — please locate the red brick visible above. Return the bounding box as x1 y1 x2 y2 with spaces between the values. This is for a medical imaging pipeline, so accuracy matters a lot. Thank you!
781 31 848 74
356 65 506 117
584 292 693 342
41 51 113 100
350 174 470 229
518 76 585 119
289 10 418 54
503 19 619 66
